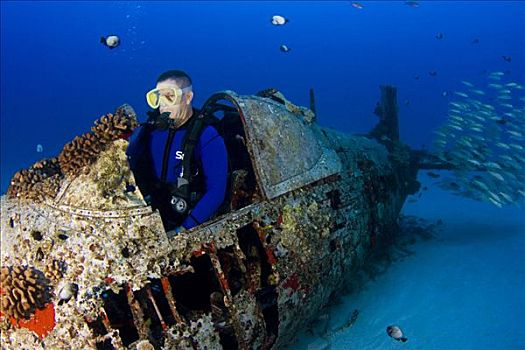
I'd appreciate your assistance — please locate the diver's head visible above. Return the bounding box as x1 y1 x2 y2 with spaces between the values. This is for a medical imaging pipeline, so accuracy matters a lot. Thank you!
146 70 194 128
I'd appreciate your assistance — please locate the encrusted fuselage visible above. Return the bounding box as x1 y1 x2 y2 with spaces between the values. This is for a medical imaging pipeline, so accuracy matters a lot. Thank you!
0 91 418 349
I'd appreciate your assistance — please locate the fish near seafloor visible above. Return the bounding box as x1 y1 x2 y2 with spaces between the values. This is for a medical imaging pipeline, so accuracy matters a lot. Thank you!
387 325 408 342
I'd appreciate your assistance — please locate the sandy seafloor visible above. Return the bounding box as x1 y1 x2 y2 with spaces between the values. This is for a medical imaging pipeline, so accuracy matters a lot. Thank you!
286 172 525 350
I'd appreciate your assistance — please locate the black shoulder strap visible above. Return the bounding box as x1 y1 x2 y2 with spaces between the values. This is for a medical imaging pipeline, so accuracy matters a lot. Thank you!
160 128 176 182
173 113 220 200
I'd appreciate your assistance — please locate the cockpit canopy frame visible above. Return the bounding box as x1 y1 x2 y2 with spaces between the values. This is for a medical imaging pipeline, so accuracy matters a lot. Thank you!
207 91 342 200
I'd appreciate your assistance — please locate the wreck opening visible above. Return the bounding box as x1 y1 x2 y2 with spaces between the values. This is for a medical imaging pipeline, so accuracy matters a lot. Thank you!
217 246 246 297
132 282 173 348
148 279 177 327
236 224 279 344
169 253 241 349
96 339 114 350
94 282 176 349
100 288 139 347
169 255 220 317
86 316 113 350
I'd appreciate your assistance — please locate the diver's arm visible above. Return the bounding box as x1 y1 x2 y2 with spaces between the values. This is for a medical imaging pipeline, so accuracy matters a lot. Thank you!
181 129 228 229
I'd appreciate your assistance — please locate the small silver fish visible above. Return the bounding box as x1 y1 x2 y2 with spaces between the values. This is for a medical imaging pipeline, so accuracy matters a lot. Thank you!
458 139 472 147
454 91 469 98
471 115 485 122
508 130 523 138
499 192 513 203
470 89 485 95
485 162 502 170
488 171 504 181
487 196 503 208
449 102 464 108
487 191 502 202
472 179 489 191
468 159 482 167
499 154 514 162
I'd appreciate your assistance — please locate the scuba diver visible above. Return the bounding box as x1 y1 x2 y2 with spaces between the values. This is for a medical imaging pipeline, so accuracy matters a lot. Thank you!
126 70 228 235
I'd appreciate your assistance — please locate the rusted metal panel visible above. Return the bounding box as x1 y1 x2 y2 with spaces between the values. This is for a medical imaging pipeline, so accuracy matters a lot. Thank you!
225 92 342 200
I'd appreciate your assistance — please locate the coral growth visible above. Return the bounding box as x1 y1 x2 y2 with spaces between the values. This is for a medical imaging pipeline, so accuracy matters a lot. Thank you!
0 265 50 320
7 104 138 201
7 158 62 202
43 260 65 283
59 106 138 176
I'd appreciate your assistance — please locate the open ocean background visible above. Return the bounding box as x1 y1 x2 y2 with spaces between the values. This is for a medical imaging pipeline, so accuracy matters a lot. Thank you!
1 1 524 349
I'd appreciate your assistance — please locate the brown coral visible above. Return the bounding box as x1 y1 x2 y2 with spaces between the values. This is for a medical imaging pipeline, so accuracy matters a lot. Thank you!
0 265 50 320
7 105 138 198
59 105 138 177
7 157 62 202
43 260 65 283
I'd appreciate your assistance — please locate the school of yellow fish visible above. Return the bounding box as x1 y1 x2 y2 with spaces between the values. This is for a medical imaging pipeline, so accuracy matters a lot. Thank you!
432 71 525 207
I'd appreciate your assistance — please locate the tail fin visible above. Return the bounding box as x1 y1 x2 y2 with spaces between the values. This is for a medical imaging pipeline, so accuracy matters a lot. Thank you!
309 88 316 121
400 337 408 342
369 85 399 150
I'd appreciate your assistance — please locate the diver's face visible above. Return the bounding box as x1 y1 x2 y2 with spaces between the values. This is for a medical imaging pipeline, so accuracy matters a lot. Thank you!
156 79 194 126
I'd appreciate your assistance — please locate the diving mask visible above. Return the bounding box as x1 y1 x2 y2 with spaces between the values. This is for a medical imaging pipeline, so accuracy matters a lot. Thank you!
146 86 192 109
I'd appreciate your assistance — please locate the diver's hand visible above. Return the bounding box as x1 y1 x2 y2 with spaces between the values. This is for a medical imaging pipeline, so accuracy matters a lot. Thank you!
166 226 186 239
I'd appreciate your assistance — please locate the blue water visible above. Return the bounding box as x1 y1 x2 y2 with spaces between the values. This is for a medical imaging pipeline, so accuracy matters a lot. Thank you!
1 1 524 349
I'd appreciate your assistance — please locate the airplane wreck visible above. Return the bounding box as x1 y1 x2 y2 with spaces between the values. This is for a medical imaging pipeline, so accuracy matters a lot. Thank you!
1 86 424 349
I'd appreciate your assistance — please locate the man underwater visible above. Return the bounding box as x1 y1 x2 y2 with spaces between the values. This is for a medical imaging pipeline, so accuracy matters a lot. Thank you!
127 70 228 235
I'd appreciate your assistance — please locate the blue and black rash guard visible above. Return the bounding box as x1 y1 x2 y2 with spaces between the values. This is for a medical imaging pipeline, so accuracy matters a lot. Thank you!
127 113 228 230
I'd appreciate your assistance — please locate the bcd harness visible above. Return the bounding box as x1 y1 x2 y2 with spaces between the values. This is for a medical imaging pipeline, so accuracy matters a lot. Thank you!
157 111 223 223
